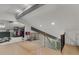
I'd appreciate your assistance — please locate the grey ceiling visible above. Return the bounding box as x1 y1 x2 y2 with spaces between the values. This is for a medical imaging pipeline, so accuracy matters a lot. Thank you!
19 4 79 38
0 4 25 29
0 4 79 38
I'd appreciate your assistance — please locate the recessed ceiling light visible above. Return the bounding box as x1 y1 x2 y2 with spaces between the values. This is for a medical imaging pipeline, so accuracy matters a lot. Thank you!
51 22 55 25
40 25 42 27
16 9 22 13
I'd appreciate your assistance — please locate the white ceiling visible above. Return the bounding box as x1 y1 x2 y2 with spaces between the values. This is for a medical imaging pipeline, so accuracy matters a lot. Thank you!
0 4 22 14
0 4 27 29
0 4 79 38
20 4 79 38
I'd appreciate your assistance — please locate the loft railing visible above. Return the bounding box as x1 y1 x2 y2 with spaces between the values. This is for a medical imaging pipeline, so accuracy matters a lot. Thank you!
31 27 61 50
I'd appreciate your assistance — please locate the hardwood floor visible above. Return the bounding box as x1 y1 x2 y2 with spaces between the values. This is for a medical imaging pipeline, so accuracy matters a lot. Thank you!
62 44 79 55
0 41 61 55
0 40 79 55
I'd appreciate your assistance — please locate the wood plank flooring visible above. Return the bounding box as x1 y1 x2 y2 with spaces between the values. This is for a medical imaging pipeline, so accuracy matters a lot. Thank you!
0 40 79 55
0 41 61 55
62 44 79 55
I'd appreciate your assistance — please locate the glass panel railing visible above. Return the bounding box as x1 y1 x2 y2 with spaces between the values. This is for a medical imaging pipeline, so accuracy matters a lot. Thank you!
27 32 61 50
38 33 61 50
46 36 60 50
31 27 61 50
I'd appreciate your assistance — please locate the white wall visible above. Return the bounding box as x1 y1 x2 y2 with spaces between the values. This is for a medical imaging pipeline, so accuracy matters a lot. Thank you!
65 30 79 46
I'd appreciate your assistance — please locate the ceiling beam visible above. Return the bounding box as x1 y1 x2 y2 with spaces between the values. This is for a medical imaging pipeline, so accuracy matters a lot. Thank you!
16 4 44 19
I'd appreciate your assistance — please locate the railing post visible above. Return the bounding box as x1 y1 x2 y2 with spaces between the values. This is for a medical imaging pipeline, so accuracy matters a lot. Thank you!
44 33 46 48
